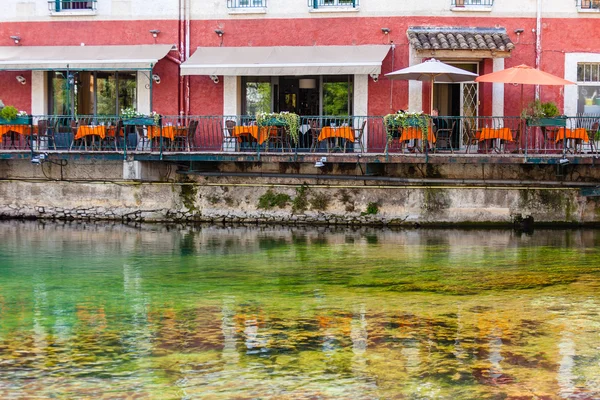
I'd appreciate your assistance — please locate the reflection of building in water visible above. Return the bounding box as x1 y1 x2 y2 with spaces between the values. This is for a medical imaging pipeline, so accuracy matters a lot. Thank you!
488 327 504 379
123 263 151 355
221 297 239 364
558 330 576 399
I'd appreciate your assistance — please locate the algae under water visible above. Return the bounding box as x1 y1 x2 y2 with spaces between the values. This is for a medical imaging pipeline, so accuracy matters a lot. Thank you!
0 221 599 399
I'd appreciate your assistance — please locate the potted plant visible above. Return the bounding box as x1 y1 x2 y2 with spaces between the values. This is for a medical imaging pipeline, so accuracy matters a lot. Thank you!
523 100 567 127
383 110 431 142
0 105 31 125
121 107 157 126
256 111 300 143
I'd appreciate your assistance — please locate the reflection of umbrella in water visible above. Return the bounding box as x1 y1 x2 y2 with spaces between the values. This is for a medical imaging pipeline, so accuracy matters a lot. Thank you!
475 64 576 111
385 58 478 113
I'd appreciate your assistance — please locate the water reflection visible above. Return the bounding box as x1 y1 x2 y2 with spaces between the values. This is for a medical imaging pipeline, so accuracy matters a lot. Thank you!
0 221 599 398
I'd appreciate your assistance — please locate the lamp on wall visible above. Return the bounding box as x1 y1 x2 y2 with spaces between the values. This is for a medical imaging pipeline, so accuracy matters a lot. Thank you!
214 29 224 37
149 29 160 38
16 75 26 85
10 36 21 45
152 74 161 84
299 78 317 89
210 75 219 84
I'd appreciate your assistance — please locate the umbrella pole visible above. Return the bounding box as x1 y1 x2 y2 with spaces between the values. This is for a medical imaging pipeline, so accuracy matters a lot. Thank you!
521 84 526 157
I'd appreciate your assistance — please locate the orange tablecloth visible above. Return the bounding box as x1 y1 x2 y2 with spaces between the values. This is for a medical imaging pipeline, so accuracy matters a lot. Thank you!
75 125 106 140
477 127 513 141
0 125 36 142
318 126 355 142
147 126 184 141
398 127 436 143
233 125 277 145
555 128 589 142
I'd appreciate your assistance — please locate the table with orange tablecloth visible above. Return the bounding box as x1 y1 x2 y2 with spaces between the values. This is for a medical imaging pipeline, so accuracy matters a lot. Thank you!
398 126 436 143
75 125 107 140
555 128 589 142
0 124 36 143
232 125 277 145
318 126 355 142
147 125 185 141
476 127 513 141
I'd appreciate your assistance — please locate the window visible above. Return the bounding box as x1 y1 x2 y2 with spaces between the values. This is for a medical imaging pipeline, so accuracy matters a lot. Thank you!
309 0 359 9
243 78 272 116
577 0 600 10
228 0 266 8
577 63 600 115
451 0 494 7
323 76 353 116
48 71 137 116
48 0 97 12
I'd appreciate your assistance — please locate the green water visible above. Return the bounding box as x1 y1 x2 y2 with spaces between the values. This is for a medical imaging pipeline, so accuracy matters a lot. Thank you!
0 222 599 399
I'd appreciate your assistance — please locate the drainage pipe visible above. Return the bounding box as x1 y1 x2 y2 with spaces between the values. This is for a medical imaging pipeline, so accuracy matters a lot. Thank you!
180 171 598 188
535 0 542 100
184 0 191 116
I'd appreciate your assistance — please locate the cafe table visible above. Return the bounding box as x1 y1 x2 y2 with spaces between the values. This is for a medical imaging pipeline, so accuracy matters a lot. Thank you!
555 128 589 142
555 127 590 153
476 127 513 141
398 126 436 143
75 125 107 140
0 124 36 147
233 125 277 145
147 125 183 141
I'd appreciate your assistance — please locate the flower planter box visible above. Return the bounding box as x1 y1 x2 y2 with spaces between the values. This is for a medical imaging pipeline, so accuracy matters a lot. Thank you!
123 117 156 126
259 117 287 127
526 117 567 127
0 116 31 125
387 117 424 128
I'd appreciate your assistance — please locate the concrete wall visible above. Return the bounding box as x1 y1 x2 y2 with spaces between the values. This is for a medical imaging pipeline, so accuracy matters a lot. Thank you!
0 166 597 225
2 0 590 21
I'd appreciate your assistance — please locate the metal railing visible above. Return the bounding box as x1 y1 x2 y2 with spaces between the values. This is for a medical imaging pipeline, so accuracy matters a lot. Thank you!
48 0 97 12
2 115 598 158
576 0 600 9
309 0 358 8
227 0 267 8
451 0 494 6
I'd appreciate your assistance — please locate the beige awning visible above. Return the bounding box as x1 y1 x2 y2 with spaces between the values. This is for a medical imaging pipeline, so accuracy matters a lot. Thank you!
0 44 175 70
180 45 391 76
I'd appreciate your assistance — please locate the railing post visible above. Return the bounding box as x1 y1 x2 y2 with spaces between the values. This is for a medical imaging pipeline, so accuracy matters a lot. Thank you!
55 0 60 12
313 0 318 8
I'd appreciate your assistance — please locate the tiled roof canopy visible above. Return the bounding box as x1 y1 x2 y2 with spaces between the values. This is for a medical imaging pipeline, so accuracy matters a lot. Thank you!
407 27 515 57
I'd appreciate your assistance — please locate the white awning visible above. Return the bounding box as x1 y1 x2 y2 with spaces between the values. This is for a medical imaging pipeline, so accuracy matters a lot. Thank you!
0 44 175 70
180 45 391 76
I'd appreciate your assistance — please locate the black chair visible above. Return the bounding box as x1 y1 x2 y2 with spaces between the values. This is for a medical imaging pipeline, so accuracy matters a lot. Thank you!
37 119 57 150
434 120 456 153
103 119 122 151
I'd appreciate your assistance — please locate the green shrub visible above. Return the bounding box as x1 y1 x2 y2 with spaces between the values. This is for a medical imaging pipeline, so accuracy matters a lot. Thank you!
292 184 309 213
363 202 379 215
309 192 330 211
541 101 560 118
0 106 18 121
258 189 291 209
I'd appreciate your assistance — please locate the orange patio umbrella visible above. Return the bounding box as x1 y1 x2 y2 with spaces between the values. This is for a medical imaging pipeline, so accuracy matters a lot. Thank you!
475 64 576 111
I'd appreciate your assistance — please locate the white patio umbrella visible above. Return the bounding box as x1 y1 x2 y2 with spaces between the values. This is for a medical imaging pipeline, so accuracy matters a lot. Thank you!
385 58 478 114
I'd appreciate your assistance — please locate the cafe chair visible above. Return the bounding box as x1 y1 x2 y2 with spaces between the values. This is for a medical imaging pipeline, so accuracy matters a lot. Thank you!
103 119 123 151
172 119 198 152
307 119 321 152
463 119 478 154
69 120 80 151
434 120 456 153
223 119 239 151
33 119 55 151
353 119 367 153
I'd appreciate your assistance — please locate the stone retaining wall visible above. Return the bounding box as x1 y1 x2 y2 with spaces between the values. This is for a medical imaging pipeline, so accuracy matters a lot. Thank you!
0 178 597 226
